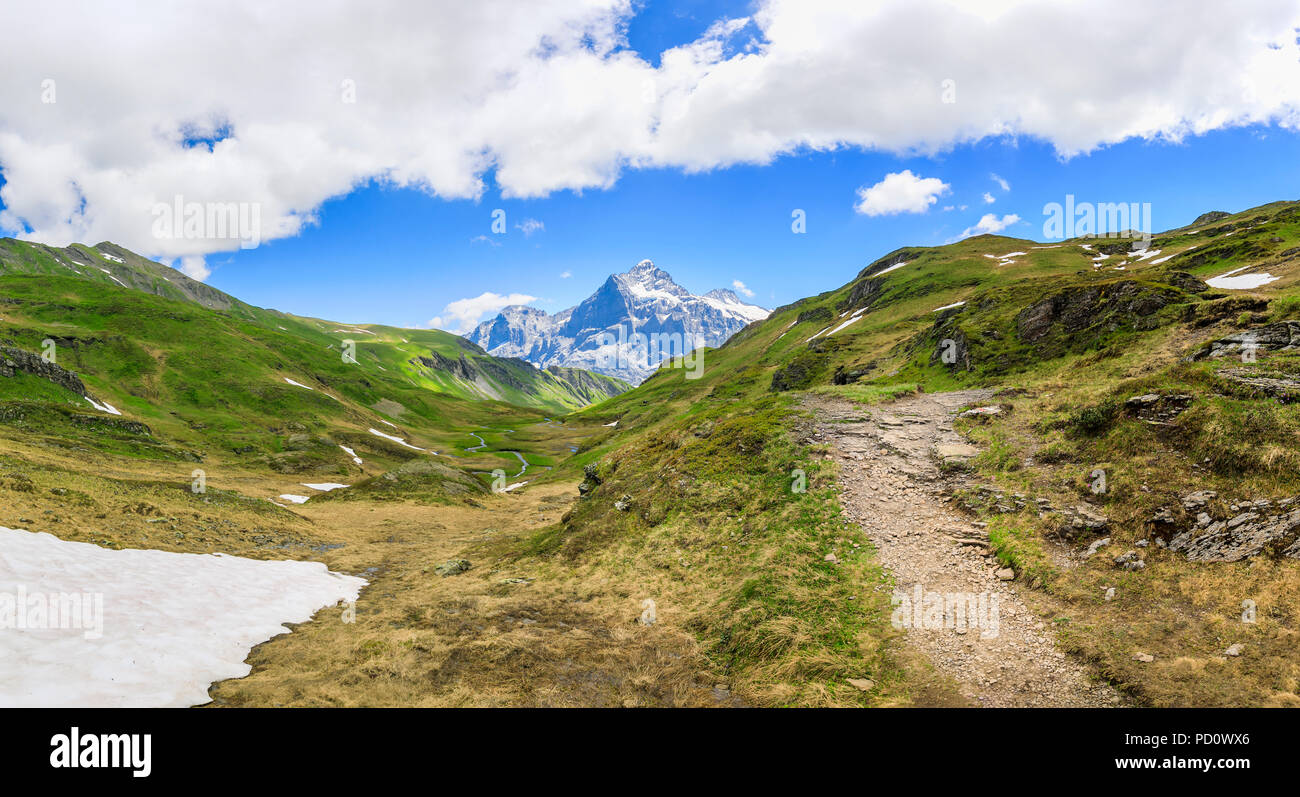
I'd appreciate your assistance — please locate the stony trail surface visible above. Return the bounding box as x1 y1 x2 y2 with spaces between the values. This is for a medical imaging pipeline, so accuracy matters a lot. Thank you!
804 390 1124 708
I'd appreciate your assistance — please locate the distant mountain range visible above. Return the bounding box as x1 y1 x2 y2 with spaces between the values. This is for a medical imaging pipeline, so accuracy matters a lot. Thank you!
469 259 770 384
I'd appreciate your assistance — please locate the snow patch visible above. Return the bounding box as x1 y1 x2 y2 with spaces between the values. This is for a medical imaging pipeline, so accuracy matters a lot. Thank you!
0 526 366 707
827 307 868 336
84 397 122 416
369 428 425 451
1206 266 1280 290
805 325 832 342
874 260 911 276
98 268 128 288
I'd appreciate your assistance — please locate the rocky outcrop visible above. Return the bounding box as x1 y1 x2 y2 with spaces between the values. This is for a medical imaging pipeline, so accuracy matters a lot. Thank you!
578 463 602 497
1148 491 1300 562
0 345 89 396
856 248 923 280
1124 393 1193 423
796 306 833 325
770 346 831 391
838 276 886 315
545 366 629 404
412 349 628 405
1159 271 1211 294
1016 281 1181 348
1190 211 1231 226
413 350 475 380
957 486 1108 538
1213 367 1300 403
434 559 471 577
1178 295 1268 327
1186 321 1300 360
928 323 972 372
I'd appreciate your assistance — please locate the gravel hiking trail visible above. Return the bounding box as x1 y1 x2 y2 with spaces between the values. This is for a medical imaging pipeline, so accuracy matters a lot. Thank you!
803 390 1124 708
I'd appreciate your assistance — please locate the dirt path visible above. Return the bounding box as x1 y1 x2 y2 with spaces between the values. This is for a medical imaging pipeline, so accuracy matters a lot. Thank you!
804 390 1122 707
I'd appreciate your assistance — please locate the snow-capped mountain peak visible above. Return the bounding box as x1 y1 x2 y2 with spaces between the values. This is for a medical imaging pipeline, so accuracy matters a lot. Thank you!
468 260 769 384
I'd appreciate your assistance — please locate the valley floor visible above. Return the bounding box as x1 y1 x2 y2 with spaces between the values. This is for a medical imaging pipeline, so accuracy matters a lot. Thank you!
206 479 729 707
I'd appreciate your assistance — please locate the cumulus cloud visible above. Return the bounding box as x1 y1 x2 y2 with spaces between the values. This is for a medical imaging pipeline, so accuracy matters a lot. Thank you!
854 170 950 216
991 173 1011 192
427 291 537 335
982 192 996 204
731 279 756 297
958 213 1022 239
0 0 1297 279
176 256 211 282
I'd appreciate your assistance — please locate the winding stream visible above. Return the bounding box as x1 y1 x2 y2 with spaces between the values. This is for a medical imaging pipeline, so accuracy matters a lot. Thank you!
464 426 550 477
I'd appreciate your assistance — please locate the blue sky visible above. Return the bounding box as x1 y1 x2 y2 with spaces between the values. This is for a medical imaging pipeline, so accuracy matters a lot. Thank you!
200 125 1300 329
3 0 1299 332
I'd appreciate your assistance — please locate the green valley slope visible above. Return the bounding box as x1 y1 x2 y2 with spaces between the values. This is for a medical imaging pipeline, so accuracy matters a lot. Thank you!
0 238 628 495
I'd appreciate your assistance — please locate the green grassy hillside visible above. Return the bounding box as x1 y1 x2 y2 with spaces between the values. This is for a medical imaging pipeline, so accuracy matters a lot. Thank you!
0 239 627 495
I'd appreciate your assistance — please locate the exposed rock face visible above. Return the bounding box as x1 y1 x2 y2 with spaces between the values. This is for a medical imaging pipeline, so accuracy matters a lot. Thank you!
1190 211 1231 226
926 321 971 372
957 486 1108 539
770 345 830 391
1016 281 1181 347
1124 393 1193 423
409 348 628 405
838 276 886 314
469 260 768 385
0 345 89 396
544 366 628 405
1213 367 1300 403
1179 295 1268 327
1187 321 1300 360
796 306 833 325
1064 503 1109 536
855 248 922 280
413 350 475 381
1151 492 1300 562
1159 271 1211 294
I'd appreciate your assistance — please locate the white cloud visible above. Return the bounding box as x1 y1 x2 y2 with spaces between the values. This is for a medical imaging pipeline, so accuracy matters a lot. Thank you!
427 291 537 335
854 170 950 216
958 213 1022 239
990 173 1010 191
515 218 545 236
177 255 210 281
559 270 572 278
732 279 755 297
982 191 996 204
0 0 1297 278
